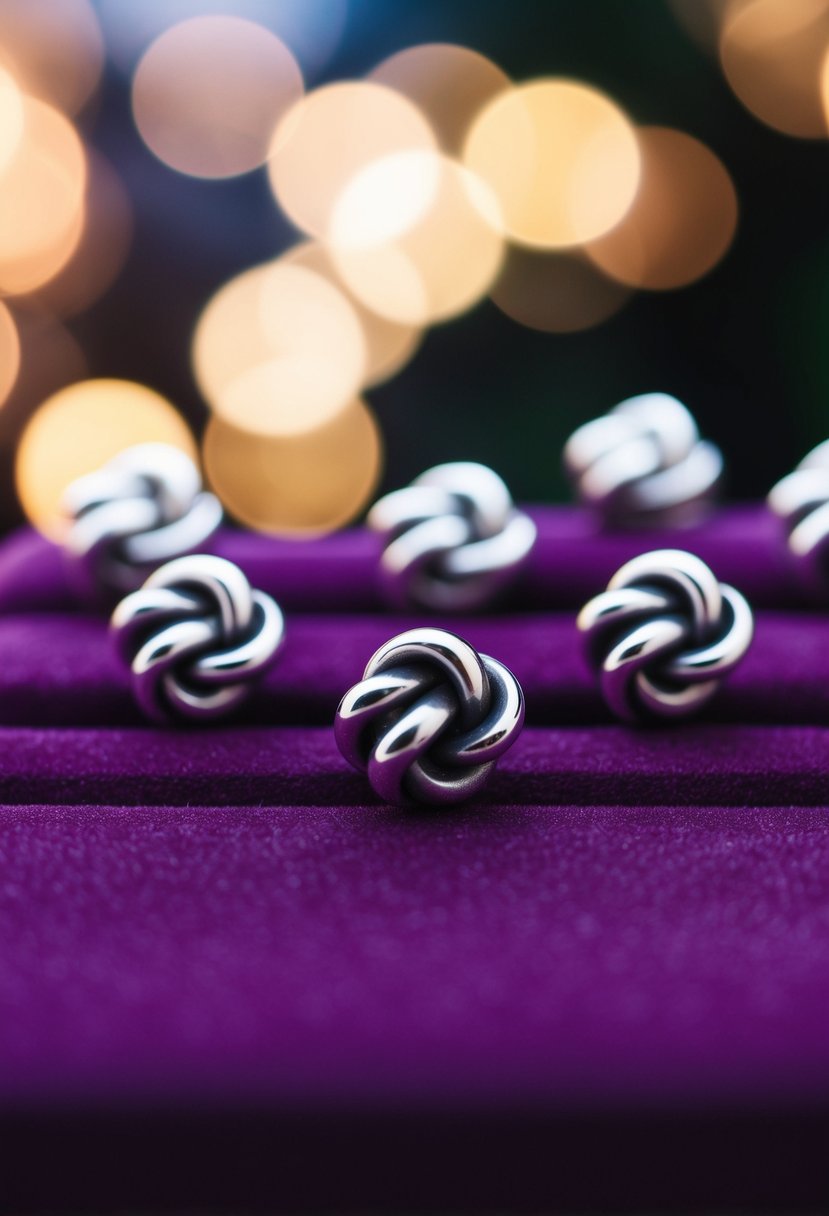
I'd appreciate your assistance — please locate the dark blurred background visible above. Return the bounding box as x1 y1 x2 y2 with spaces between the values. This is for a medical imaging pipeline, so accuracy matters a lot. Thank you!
3 0 829 528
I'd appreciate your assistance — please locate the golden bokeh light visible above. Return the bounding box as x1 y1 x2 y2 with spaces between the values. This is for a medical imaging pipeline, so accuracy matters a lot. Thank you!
586 127 738 291
0 96 87 295
329 150 504 325
203 399 383 537
463 79 641 248
267 81 437 239
194 262 366 435
0 67 24 176
0 302 21 407
21 151 133 317
193 263 281 406
16 379 197 539
132 15 304 179
0 0 104 116
491 246 632 333
720 0 829 137
281 242 422 387
369 43 510 154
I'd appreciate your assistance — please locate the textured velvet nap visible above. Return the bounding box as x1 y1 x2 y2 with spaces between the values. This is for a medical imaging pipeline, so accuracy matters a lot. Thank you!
1 512 828 1212
1 724 828 806
0 504 807 614
0 610 827 727
2 799 829 1112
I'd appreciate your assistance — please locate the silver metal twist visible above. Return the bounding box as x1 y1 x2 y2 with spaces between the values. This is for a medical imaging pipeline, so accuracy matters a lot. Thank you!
768 439 829 595
62 443 223 602
367 462 536 611
577 549 753 723
335 627 525 805
563 393 723 528
111 554 285 724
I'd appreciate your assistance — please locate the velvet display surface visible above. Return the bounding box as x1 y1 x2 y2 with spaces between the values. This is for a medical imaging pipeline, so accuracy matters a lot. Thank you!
1 516 829 1212
0 610 828 727
0 504 808 614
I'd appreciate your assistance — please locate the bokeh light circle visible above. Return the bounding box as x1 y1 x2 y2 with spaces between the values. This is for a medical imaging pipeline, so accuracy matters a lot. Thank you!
0 302 21 407
0 0 103 116
21 151 134 317
267 81 437 239
329 150 505 325
132 15 304 178
281 242 422 387
586 127 738 290
194 262 366 435
463 78 641 248
0 68 24 175
720 0 829 138
370 43 510 154
16 379 197 539
0 96 87 295
97 0 347 78
203 400 383 537
491 247 632 333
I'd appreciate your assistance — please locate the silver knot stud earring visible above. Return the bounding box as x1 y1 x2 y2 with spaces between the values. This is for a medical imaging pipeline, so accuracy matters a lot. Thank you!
767 440 829 595
335 627 524 805
111 554 284 724
577 549 753 723
62 443 223 602
563 393 723 528
367 462 536 611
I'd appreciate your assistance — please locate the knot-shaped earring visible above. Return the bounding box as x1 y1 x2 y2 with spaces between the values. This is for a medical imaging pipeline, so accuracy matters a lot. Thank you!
62 443 223 602
111 554 284 724
367 462 536 611
577 549 753 723
563 393 722 528
768 440 829 595
335 627 524 805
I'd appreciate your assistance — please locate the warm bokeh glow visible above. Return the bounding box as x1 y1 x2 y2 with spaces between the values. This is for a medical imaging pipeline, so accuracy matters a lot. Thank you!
98 0 347 77
490 246 632 333
586 127 739 290
203 400 383 536
329 150 504 325
0 96 87 295
193 263 281 405
0 302 20 407
16 379 197 539
370 43 511 154
194 262 366 435
0 68 24 176
267 81 437 239
282 242 423 387
132 15 304 179
21 152 133 317
463 79 641 248
0 0 103 116
720 0 829 137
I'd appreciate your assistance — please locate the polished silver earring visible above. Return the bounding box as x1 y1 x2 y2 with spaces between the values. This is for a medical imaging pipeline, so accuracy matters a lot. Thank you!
768 440 829 595
577 549 753 723
564 393 722 528
367 462 536 611
111 554 284 724
62 443 223 602
335 627 524 805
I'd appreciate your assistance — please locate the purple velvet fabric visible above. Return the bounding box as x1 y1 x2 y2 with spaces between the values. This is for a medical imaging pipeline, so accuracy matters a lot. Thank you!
0 503 810 614
0 515 828 1212
0 610 827 727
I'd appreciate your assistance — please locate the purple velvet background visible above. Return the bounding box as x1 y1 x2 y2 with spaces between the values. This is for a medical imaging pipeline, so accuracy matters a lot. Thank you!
1 510 828 1212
